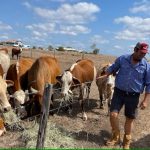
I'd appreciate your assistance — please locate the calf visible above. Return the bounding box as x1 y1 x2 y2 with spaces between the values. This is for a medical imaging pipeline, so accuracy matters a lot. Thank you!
56 59 96 120
12 47 23 60
96 63 115 115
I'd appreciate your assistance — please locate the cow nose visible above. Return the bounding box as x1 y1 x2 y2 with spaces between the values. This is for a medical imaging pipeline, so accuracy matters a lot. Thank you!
3 106 11 112
61 92 67 97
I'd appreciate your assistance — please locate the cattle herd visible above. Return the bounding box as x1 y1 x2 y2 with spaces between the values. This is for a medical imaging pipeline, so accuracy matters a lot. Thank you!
0 47 115 137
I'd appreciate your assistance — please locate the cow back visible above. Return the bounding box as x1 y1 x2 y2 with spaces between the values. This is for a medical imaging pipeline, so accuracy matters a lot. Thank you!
0 52 10 78
70 59 95 83
0 48 8 54
28 56 61 104
6 57 34 92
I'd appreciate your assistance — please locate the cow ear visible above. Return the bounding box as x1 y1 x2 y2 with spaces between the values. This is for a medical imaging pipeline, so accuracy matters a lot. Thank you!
5 80 14 87
73 77 80 85
56 75 62 83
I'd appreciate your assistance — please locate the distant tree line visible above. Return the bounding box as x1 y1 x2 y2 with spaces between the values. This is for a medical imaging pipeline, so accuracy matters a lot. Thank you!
32 43 100 55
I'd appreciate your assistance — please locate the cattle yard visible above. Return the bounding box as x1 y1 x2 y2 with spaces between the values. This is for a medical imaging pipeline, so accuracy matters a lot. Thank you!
0 47 150 148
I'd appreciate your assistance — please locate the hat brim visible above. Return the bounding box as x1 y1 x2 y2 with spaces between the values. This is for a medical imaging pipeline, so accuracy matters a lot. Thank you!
140 49 148 53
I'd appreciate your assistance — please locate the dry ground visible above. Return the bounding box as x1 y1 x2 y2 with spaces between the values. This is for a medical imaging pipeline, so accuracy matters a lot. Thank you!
0 48 150 148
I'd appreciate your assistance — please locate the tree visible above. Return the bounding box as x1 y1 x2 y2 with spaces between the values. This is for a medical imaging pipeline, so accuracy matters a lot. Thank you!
32 46 36 49
48 45 53 51
57 46 65 51
90 43 100 54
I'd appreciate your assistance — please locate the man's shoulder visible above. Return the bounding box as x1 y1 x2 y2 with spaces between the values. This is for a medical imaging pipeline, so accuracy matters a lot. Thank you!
117 54 131 61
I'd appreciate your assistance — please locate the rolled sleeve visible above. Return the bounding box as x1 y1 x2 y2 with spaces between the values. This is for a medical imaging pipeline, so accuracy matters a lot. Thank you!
107 57 120 74
145 64 150 93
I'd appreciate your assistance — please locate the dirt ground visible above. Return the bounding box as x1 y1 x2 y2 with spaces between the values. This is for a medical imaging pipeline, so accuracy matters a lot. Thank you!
0 49 150 148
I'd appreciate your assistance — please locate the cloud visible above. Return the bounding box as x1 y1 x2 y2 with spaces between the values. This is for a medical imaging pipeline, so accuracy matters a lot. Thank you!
114 16 150 40
129 0 150 14
90 35 109 44
26 23 56 32
33 2 100 24
0 21 13 30
59 25 90 35
114 45 122 49
22 2 32 9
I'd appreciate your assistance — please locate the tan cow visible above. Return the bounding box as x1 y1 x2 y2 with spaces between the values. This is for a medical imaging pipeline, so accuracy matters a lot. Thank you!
56 59 96 120
0 64 14 112
25 56 61 118
0 48 8 54
96 63 115 115
0 51 10 79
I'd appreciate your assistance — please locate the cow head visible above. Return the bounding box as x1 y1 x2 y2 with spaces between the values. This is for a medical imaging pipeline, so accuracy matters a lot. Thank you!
56 71 80 97
0 78 14 112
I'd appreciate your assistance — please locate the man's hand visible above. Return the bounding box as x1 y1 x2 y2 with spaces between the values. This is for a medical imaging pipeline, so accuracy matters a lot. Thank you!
139 100 147 110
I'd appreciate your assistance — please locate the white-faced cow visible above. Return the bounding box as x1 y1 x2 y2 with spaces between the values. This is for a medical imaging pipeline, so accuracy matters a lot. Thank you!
56 59 96 121
0 51 10 79
12 47 23 60
0 64 14 112
6 58 34 116
96 63 115 115
24 56 61 118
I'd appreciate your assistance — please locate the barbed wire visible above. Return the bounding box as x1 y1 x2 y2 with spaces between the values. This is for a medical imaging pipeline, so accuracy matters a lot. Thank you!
2 81 101 133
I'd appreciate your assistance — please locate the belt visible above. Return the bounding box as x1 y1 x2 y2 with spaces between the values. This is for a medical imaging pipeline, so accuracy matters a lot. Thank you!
115 87 140 96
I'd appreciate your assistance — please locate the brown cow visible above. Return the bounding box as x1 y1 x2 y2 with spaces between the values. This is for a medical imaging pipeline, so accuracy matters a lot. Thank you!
56 59 96 120
24 56 61 118
12 47 23 59
6 57 34 104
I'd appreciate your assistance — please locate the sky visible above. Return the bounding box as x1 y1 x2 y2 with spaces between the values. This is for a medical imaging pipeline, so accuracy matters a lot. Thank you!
0 0 150 57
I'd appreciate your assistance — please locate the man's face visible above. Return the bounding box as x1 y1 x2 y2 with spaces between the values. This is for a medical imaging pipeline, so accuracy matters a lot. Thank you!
134 50 146 61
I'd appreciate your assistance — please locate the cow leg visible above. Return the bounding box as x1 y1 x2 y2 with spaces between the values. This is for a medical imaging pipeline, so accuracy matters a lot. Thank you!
86 83 91 99
100 94 104 109
49 94 54 115
79 86 87 121
98 88 104 109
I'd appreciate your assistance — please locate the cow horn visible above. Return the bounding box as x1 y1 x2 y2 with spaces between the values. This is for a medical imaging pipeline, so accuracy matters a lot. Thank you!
30 87 39 94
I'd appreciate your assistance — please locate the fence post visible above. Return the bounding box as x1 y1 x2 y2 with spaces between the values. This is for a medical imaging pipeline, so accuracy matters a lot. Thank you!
36 83 53 149
30 48 33 58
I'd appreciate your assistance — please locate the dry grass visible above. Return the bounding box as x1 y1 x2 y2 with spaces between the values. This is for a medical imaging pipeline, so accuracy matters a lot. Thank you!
20 121 76 148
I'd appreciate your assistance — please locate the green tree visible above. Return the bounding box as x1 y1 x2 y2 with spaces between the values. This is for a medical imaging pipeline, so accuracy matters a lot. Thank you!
48 45 53 51
90 43 100 54
57 46 65 51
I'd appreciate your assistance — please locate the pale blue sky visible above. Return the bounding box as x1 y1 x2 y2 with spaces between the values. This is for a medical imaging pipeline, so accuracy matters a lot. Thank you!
0 0 150 56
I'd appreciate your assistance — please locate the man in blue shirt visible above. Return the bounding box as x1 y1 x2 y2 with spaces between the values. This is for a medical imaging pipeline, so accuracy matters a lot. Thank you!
105 42 150 149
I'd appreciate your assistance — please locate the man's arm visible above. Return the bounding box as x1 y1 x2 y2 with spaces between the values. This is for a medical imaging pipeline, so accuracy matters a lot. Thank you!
140 64 150 109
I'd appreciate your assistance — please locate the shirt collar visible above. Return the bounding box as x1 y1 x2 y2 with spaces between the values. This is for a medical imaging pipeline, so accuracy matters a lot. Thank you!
125 54 146 66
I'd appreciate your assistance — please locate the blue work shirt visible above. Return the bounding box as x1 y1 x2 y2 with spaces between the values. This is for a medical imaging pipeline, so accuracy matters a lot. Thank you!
107 54 150 93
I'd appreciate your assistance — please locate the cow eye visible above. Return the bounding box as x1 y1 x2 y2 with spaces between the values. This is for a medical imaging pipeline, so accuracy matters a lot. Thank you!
68 81 72 85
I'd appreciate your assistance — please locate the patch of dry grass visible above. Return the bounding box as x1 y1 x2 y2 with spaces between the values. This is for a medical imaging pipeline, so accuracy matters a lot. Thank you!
20 120 76 148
